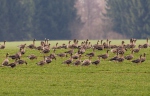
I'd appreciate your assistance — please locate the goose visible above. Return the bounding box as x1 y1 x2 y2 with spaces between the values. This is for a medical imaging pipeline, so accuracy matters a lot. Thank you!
18 43 26 49
20 48 26 55
141 53 146 63
132 45 141 53
81 56 92 66
109 52 119 61
78 47 86 55
62 54 73 66
36 41 44 50
96 40 104 50
9 49 22 60
64 49 74 55
41 44 50 54
36 56 46 66
143 38 149 48
8 59 18 68
97 50 109 60
17 59 27 65
45 56 52 64
2 53 9 66
72 52 80 59
125 50 134 60
131 55 142 64
116 55 124 62
93 40 99 49
57 53 67 59
73 54 82 66
92 57 100 66
27 39 36 49
48 49 57 60
0 40 6 49
28 54 37 60
52 42 58 49
85 48 95 57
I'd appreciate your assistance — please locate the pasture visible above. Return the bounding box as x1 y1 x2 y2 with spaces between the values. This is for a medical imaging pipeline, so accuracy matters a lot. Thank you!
0 39 150 96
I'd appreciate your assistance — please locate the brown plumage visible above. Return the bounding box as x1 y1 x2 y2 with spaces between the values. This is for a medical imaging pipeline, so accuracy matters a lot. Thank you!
36 56 46 66
97 50 109 60
82 56 92 66
28 54 37 60
85 48 95 57
142 38 149 48
0 40 6 49
73 54 82 66
17 59 27 65
92 57 100 66
27 39 36 49
62 54 73 66
125 50 134 60
8 59 18 68
2 53 9 66
131 55 142 64
132 45 141 53
141 53 146 63
9 49 22 60
18 43 26 49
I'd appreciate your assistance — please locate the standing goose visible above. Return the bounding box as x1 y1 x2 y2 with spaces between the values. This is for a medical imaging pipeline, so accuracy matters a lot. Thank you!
2 53 9 66
36 41 44 50
109 51 119 61
0 40 6 49
45 56 52 64
116 55 125 62
18 43 26 49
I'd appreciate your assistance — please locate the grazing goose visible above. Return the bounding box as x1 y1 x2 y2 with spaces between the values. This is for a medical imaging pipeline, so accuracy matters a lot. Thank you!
27 39 36 49
131 55 142 64
17 59 27 65
97 50 109 60
20 48 26 55
2 53 9 66
125 50 134 60
28 54 37 60
92 57 100 66
141 53 146 63
82 56 92 66
36 56 46 66
72 52 80 59
0 40 6 49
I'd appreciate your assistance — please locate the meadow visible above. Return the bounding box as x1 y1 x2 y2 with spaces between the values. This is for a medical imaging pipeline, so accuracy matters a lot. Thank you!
0 39 149 96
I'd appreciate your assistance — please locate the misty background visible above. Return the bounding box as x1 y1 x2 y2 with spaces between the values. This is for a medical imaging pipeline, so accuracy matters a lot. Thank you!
0 0 149 41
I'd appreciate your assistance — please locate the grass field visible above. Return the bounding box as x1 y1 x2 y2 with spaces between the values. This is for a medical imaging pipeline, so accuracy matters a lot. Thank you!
0 39 150 96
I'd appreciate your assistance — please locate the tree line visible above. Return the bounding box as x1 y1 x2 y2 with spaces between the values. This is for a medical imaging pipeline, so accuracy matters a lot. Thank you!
106 0 150 39
0 0 79 41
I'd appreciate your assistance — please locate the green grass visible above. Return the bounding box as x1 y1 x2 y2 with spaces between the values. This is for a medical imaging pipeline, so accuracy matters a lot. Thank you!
0 39 150 96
